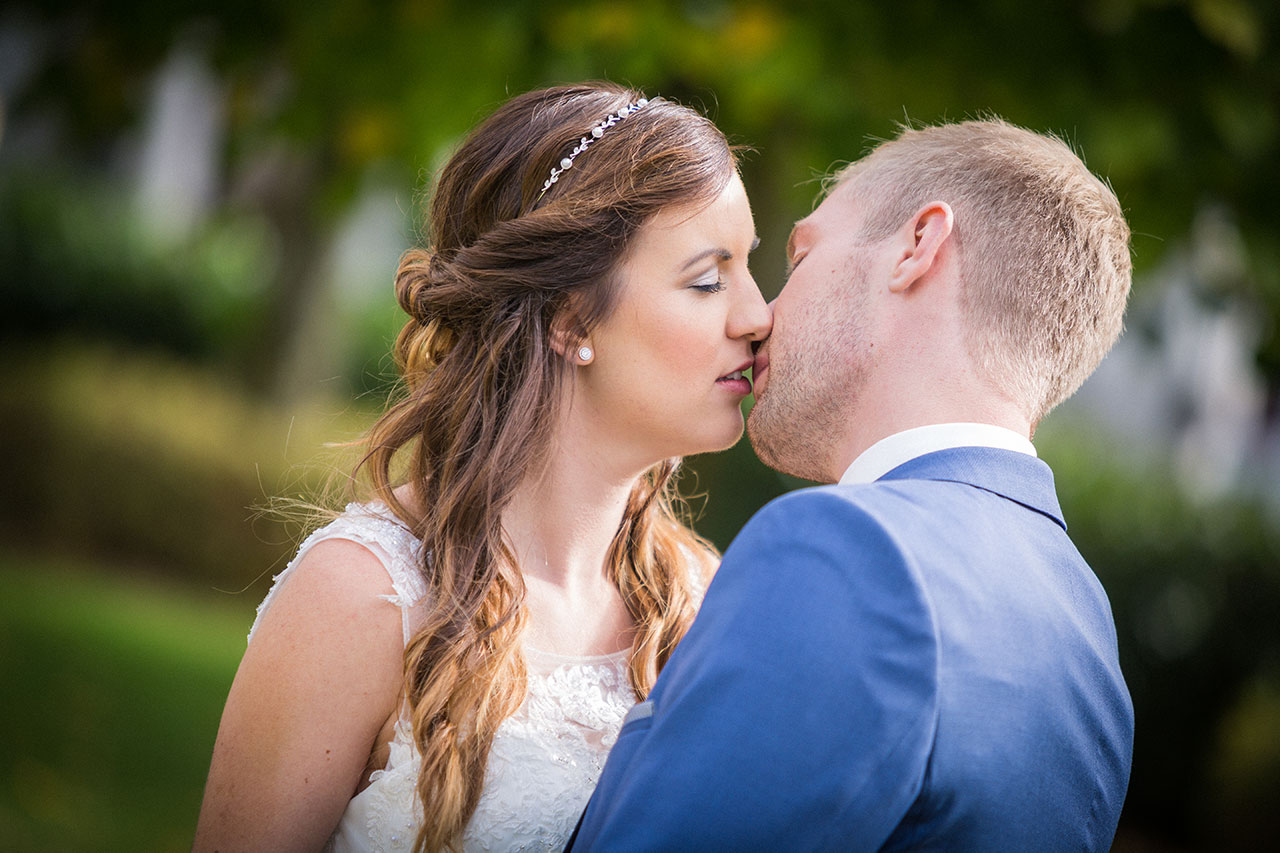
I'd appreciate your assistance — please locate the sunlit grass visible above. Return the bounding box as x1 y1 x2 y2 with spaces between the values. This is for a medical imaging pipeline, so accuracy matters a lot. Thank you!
0 550 255 851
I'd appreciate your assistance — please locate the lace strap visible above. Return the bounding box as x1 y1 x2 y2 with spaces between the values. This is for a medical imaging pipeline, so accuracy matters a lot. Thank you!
248 502 429 646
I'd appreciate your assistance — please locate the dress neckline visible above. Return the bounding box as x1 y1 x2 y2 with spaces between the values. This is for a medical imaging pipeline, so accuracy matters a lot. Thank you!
524 644 630 664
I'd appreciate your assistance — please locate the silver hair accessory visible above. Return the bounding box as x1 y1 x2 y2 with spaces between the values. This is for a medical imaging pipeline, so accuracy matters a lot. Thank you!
539 98 650 197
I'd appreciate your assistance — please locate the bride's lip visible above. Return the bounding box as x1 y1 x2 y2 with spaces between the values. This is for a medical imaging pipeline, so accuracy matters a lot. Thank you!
715 358 756 395
716 359 756 381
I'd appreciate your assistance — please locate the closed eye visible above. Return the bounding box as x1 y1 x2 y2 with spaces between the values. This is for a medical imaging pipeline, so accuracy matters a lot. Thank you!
785 253 804 278
692 280 726 293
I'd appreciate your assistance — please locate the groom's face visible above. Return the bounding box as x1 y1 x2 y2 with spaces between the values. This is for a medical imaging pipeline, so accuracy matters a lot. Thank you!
747 181 880 483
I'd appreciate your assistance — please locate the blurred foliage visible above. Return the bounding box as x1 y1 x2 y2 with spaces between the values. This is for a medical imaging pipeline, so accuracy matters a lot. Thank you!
1202 675 1280 849
0 170 272 367
3 1 1280 850
0 343 375 593
0 552 252 851
5 0 1280 396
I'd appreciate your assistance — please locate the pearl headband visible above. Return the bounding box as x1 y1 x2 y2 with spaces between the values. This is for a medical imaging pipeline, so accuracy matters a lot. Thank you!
539 98 650 197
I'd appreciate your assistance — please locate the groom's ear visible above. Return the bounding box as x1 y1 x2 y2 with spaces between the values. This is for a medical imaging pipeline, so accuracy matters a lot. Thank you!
887 201 954 294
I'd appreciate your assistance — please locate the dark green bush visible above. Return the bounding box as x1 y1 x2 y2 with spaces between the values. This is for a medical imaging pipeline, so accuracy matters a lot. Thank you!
0 172 272 369
0 344 373 596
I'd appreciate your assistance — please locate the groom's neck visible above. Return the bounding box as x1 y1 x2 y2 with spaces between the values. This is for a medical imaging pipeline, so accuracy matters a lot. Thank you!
830 382 1032 482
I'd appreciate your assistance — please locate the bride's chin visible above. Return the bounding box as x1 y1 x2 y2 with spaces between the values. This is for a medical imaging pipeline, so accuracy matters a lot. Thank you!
688 422 746 457
652 411 745 461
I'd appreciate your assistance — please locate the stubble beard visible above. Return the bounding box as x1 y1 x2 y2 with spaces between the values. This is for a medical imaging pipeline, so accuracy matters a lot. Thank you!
748 329 871 485
747 261 872 484
747 346 865 483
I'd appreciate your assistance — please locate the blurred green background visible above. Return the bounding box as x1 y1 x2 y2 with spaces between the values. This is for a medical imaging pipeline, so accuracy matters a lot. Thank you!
2 0 1279 850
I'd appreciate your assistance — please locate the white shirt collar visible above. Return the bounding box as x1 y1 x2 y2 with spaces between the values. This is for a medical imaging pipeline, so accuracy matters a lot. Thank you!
838 422 1037 485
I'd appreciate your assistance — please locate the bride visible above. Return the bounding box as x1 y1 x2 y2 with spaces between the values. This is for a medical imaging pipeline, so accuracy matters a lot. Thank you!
193 82 771 851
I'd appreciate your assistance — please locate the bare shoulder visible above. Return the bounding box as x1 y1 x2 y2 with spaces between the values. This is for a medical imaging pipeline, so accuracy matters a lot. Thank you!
259 535 405 634
242 534 408 716
194 536 407 851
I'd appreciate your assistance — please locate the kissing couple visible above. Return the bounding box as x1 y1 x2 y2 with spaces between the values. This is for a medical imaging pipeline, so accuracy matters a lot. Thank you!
196 82 1134 852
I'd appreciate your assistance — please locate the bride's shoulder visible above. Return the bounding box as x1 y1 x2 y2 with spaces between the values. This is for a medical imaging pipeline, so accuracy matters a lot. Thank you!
307 499 424 574
203 517 410 853
264 534 403 625
247 498 429 645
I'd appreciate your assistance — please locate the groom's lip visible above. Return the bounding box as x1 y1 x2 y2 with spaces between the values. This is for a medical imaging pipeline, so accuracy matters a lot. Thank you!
751 353 770 396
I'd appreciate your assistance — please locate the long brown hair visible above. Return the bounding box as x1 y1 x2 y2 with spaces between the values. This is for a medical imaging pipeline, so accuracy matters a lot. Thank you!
355 83 733 851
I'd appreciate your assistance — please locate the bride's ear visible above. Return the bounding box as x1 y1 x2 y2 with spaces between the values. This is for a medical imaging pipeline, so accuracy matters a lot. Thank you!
549 307 594 365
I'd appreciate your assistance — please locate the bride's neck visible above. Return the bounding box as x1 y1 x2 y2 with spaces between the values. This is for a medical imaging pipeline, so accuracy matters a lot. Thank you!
502 423 642 596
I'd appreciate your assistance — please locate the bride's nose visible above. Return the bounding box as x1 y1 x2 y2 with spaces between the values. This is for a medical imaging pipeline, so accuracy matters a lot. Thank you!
728 274 773 342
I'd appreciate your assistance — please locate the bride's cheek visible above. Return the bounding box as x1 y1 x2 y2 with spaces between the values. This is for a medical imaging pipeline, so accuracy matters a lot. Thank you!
660 314 712 373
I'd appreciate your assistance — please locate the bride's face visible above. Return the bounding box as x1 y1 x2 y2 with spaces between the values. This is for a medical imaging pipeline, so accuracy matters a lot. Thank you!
575 172 771 467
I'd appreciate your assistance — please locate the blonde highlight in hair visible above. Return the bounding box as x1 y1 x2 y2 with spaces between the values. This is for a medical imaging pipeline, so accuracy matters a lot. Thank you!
354 83 726 851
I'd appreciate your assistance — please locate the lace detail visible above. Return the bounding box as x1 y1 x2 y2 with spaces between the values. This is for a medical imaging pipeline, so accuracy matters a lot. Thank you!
344 652 634 852
254 502 640 852
460 651 633 851
339 719 422 852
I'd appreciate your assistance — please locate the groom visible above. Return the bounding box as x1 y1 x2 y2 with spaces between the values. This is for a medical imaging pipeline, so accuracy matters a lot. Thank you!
568 119 1134 851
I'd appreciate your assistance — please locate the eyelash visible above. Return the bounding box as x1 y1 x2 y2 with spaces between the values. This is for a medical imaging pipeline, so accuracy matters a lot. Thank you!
692 280 726 293
786 253 805 277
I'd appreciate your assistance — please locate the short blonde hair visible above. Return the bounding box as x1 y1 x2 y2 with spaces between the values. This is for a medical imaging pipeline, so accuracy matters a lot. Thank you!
840 118 1132 423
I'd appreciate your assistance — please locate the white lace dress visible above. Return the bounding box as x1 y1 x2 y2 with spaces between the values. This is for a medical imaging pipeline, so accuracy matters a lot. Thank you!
248 502 637 852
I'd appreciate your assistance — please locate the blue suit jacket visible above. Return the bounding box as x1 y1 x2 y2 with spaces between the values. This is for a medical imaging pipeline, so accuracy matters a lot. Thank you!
569 447 1133 851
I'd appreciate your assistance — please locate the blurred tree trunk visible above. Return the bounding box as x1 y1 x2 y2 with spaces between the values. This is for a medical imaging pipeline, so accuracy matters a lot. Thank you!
232 141 334 404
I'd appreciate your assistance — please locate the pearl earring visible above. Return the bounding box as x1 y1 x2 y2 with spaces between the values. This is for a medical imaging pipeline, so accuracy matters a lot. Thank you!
577 345 593 363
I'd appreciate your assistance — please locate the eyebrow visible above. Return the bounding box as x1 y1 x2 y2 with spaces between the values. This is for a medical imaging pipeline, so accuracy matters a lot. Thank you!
680 236 762 272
